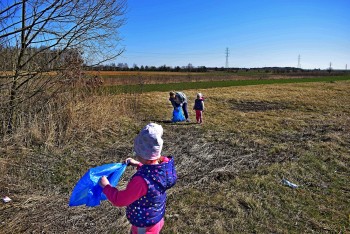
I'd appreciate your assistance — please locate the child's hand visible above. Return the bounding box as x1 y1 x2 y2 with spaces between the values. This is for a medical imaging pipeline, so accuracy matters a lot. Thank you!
99 176 110 188
126 158 140 167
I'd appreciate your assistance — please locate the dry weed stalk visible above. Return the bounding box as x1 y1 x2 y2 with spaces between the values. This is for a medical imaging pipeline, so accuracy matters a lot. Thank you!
1 83 142 152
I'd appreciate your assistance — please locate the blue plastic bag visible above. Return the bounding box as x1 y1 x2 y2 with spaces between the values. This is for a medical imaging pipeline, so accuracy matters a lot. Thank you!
172 106 185 122
69 163 127 207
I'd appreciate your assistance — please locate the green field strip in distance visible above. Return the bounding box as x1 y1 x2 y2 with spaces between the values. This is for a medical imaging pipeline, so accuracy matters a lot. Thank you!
100 75 350 94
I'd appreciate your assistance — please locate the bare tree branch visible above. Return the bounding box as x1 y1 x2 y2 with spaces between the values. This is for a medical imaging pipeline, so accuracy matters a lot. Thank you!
0 0 127 134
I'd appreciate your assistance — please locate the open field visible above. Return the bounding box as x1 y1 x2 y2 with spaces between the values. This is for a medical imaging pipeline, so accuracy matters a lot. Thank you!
86 70 350 86
101 75 350 94
1 78 349 233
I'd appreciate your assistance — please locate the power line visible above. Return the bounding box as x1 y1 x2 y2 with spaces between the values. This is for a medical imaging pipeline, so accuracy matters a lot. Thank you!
225 47 229 68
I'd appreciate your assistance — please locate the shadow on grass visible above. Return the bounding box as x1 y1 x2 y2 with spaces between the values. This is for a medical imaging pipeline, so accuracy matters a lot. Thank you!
146 119 198 126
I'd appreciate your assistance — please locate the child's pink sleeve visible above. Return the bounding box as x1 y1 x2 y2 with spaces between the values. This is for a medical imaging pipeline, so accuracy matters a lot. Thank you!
161 156 170 162
103 175 147 207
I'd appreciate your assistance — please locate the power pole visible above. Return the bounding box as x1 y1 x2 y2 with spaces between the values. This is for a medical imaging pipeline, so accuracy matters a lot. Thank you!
297 54 301 69
225 47 229 69
346 64 347 70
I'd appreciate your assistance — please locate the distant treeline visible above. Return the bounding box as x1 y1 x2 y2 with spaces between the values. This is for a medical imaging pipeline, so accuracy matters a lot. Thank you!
1 46 347 75
86 63 349 75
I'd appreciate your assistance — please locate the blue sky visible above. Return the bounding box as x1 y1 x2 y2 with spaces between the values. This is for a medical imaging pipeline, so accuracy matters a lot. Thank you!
115 0 350 69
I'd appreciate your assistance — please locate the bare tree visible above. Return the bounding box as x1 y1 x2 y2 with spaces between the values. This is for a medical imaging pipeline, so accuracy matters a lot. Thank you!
0 0 126 135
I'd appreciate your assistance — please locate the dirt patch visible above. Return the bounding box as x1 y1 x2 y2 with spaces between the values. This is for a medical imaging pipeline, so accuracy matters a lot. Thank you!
161 124 296 187
230 99 292 112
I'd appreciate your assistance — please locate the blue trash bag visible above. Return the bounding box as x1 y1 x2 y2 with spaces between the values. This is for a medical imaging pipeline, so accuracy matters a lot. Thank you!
69 163 127 207
172 106 185 122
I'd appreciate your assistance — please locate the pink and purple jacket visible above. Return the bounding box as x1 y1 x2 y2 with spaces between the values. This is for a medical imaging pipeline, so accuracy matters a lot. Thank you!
103 156 177 233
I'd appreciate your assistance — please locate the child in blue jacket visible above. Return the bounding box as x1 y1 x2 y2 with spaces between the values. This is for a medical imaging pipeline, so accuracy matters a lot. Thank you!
193 93 205 123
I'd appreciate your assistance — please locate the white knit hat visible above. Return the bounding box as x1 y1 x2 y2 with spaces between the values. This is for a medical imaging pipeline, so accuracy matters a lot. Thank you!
134 123 164 160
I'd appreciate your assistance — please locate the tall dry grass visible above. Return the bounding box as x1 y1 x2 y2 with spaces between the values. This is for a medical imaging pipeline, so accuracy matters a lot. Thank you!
0 78 146 233
1 83 142 153
1 77 349 233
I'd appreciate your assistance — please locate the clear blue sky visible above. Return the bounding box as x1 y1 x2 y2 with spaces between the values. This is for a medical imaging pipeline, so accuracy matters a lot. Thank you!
115 0 350 69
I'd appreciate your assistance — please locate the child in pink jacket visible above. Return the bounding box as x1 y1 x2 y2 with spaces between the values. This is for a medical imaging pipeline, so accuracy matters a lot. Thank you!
99 123 177 234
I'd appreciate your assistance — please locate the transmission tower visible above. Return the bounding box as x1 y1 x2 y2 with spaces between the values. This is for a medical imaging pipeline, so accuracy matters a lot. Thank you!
225 47 229 68
297 54 301 68
346 64 347 70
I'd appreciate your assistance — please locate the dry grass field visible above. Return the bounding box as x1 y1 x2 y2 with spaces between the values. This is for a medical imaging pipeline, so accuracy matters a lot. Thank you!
0 78 349 233
86 70 341 86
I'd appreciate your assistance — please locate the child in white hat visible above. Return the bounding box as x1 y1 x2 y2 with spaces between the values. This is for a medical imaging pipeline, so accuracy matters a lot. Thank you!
99 123 177 234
